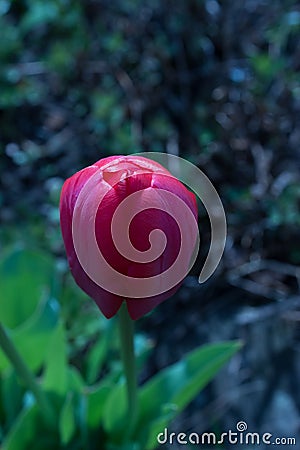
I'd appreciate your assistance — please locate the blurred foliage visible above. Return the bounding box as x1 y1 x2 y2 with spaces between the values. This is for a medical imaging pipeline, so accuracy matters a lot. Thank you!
0 0 300 266
0 247 239 449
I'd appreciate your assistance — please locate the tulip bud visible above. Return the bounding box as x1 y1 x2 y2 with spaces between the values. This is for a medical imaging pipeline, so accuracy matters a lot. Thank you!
60 155 198 320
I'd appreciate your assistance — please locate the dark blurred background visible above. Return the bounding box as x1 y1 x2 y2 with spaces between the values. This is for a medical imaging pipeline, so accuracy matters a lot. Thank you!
1 0 300 448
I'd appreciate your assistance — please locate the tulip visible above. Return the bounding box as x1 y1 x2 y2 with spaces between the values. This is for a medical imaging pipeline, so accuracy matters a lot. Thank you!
60 155 198 320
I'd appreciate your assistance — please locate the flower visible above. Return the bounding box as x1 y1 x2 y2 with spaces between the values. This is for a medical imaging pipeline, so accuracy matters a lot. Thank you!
60 155 198 320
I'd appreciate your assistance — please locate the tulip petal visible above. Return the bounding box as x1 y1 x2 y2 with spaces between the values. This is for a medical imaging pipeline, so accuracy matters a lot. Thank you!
60 162 123 318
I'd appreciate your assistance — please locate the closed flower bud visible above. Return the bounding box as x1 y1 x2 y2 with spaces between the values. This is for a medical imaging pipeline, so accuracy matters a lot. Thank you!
60 155 198 320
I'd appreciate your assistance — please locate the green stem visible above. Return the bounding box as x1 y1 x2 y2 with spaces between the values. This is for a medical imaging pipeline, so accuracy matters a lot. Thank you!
118 302 138 439
0 322 55 425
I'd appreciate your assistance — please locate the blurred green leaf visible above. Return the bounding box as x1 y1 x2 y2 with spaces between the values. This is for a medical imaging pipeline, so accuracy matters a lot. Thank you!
59 393 76 445
85 320 114 385
67 366 84 393
1 370 23 427
2 405 38 450
43 321 67 396
0 247 53 329
102 381 126 436
85 382 112 429
85 338 109 385
0 298 59 372
137 341 242 450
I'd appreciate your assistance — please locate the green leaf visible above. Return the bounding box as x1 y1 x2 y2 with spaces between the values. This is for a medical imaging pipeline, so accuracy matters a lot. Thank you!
67 366 84 393
2 405 38 450
85 382 112 429
59 393 76 445
0 247 53 328
102 381 127 436
85 321 114 385
1 370 23 426
85 338 108 385
0 298 59 372
137 341 242 450
43 322 67 396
